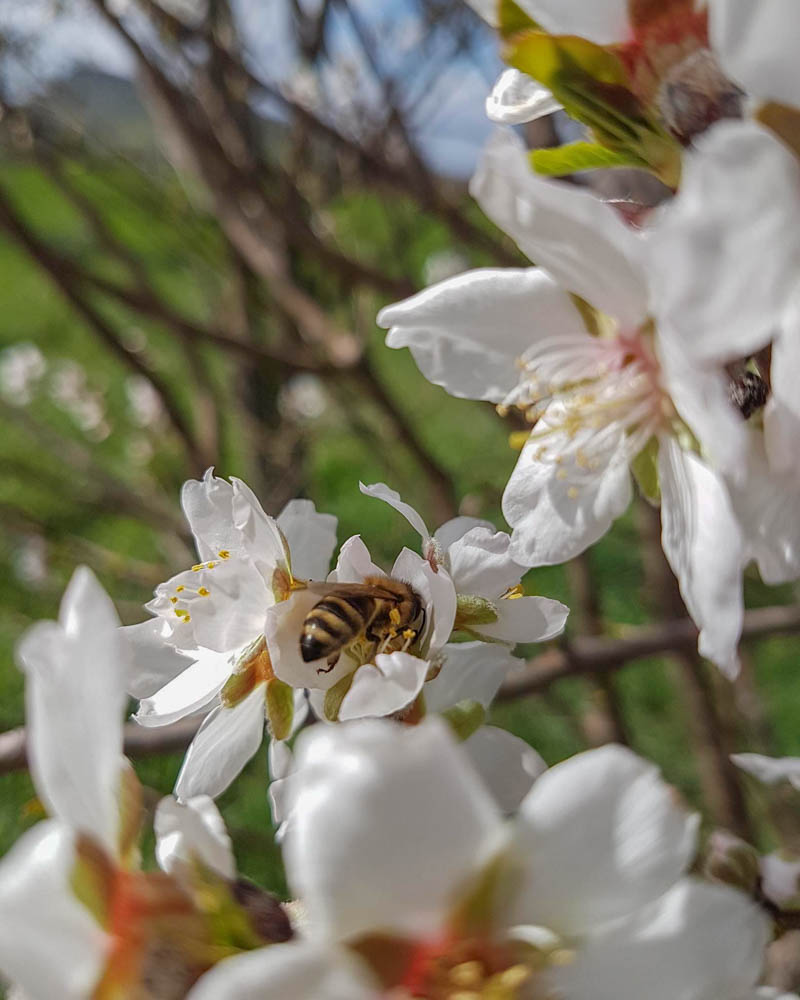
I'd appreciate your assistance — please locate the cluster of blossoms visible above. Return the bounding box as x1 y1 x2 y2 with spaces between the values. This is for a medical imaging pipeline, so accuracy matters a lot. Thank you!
4 0 800 997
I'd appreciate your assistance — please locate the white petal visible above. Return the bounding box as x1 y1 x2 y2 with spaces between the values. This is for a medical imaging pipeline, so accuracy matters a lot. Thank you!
649 121 800 363
475 595 569 644
277 499 338 582
731 753 800 791
503 425 632 566
358 481 430 543
516 0 631 45
155 794 235 880
338 651 429 721
710 0 800 107
134 648 231 727
186 944 378 1000
120 619 196 699
446 527 523 596
16 568 125 853
180 468 238 562
168 558 270 654
728 434 800 585
464 726 545 814
513 744 698 935
284 718 504 942
230 477 289 580
424 641 519 711
391 548 457 652
379 267 584 403
330 535 385 583
174 685 266 800
471 129 648 328
760 851 800 908
658 435 745 677
767 295 800 473
656 329 749 477
434 516 495 551
0 821 106 1000
486 69 562 124
551 879 767 1000
266 590 354 691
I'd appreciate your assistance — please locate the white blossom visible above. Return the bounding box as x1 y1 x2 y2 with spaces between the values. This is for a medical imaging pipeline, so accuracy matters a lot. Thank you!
189 719 767 1000
380 127 747 675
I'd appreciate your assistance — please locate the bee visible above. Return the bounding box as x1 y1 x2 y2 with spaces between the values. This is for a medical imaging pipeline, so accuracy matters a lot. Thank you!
300 576 425 670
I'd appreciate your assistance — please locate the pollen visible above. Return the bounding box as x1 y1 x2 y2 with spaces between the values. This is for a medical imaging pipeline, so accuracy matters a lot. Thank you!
206 561 216 569
170 596 178 604
450 962 482 988
191 564 203 572
197 587 210 597
567 486 580 500
389 608 402 626
176 585 185 592
218 549 230 559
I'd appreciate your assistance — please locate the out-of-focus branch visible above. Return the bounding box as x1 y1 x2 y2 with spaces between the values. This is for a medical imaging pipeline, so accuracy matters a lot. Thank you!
0 184 210 473
498 603 800 700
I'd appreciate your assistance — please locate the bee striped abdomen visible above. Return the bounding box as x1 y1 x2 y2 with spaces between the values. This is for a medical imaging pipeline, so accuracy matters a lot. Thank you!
300 594 375 663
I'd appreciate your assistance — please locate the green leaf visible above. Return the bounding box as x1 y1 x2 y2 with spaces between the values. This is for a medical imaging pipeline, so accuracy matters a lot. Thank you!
265 678 294 741
441 700 486 741
530 141 644 176
506 31 682 186
497 0 540 38
323 670 356 722
631 436 660 504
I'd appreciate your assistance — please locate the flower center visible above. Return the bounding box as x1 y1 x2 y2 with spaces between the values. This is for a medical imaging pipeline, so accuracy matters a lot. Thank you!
501 327 669 497
389 935 535 1000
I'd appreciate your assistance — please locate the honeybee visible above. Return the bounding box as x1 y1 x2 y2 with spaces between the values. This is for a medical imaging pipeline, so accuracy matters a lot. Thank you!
300 576 425 670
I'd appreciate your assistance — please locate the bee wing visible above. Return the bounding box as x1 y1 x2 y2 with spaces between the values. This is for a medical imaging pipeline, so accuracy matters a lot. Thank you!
303 580 398 600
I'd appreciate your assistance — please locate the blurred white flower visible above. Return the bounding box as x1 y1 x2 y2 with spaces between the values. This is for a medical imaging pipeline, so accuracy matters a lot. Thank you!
422 248 469 286
123 468 337 800
49 360 108 437
278 373 328 421
0 343 46 404
125 374 163 428
380 127 748 675
189 719 767 1000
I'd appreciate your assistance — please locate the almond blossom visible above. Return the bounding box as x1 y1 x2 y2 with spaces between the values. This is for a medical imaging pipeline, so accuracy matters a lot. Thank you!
359 481 569 646
123 469 337 799
0 568 289 1000
380 126 747 674
187 718 768 1000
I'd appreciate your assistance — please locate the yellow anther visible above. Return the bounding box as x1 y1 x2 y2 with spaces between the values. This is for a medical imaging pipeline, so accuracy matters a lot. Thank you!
502 584 524 600
556 468 568 480
218 549 230 559
176 585 185 592
389 608 402 626
549 949 576 967
170 597 178 604
191 564 203 572
567 486 580 500
174 608 189 618
495 964 531 987
508 430 530 451
575 448 590 468
206 561 216 569
183 614 191 623
450 961 483 987
197 587 210 597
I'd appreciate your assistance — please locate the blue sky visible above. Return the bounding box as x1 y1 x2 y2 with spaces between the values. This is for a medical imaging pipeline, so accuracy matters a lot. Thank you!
0 0 503 177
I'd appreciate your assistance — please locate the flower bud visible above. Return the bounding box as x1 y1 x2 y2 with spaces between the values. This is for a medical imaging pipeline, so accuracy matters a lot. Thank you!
704 830 760 895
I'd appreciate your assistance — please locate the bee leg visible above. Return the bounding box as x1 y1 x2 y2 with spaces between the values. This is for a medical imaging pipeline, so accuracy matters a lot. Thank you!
316 652 340 675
